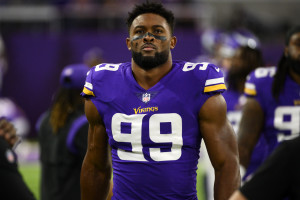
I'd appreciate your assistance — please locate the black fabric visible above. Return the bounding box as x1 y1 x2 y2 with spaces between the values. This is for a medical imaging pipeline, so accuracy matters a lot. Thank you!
240 136 300 200
0 137 36 200
38 110 88 200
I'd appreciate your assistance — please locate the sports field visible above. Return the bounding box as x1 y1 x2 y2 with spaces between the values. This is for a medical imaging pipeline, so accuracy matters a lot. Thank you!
18 140 207 200
19 162 41 200
19 162 207 200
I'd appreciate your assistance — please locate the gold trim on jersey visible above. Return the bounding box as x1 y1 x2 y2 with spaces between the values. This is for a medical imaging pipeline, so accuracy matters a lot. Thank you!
294 100 300 105
83 87 95 96
244 88 257 96
204 84 226 93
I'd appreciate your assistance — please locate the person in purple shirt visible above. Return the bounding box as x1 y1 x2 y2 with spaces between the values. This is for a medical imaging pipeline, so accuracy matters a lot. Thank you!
238 25 300 185
223 45 268 182
80 2 240 200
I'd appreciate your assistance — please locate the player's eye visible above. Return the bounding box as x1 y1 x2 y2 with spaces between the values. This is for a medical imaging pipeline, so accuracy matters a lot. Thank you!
135 30 144 34
154 29 163 34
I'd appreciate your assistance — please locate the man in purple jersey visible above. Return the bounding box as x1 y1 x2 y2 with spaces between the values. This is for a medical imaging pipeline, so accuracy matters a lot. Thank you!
238 25 300 184
80 2 240 200
223 46 268 182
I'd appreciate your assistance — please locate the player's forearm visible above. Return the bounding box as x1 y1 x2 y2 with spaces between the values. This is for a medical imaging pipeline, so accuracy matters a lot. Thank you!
238 144 253 169
80 163 112 200
214 158 240 200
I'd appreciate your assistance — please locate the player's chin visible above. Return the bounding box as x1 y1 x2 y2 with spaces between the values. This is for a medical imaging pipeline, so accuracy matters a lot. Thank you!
141 50 156 55
142 54 156 59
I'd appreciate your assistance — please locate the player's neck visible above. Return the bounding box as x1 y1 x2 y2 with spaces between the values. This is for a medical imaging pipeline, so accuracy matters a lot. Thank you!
131 57 173 90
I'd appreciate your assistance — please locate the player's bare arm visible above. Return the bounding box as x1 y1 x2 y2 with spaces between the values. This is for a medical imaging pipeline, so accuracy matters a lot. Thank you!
237 97 264 169
80 99 112 200
229 190 248 200
199 94 240 200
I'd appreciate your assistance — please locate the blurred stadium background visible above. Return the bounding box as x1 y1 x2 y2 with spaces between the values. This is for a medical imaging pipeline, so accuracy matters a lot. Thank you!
0 0 299 199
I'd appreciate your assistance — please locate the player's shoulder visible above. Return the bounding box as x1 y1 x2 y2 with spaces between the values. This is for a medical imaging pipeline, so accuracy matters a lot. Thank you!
176 60 220 71
247 66 276 82
82 62 129 99
88 62 129 78
245 66 276 96
174 60 226 93
175 60 223 78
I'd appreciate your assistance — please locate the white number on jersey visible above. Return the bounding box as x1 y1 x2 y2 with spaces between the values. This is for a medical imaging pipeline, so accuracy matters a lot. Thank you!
111 113 183 162
95 63 120 71
227 111 242 134
274 106 300 142
254 67 276 78
182 62 209 72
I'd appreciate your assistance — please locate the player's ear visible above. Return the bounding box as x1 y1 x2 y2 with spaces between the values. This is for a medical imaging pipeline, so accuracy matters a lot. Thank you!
126 38 131 50
170 36 177 50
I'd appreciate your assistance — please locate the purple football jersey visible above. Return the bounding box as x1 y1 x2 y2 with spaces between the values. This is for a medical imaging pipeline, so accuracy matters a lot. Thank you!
244 66 300 169
81 60 226 200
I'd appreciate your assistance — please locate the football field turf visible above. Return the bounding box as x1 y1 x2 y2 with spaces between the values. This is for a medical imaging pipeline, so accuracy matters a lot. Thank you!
19 162 206 200
19 162 41 200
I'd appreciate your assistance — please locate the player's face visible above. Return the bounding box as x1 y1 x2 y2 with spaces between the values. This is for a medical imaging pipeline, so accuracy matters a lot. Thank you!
126 13 176 70
286 32 300 74
286 32 300 61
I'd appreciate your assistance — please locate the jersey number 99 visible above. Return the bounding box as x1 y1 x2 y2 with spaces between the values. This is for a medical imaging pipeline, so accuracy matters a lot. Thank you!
111 113 183 162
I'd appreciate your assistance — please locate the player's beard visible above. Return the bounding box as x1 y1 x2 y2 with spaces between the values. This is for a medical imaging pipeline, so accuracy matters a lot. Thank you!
286 55 300 75
131 49 169 71
226 66 251 91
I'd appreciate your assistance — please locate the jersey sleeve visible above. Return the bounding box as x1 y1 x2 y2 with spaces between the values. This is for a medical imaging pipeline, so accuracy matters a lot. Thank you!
81 67 95 98
66 115 88 157
181 62 226 110
81 63 123 102
243 67 276 108
203 63 227 94
182 61 226 94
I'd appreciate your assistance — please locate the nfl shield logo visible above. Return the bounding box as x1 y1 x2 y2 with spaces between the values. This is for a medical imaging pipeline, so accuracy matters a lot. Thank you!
142 93 151 103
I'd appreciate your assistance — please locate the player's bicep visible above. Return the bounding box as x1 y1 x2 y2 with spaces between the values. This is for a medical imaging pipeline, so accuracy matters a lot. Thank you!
84 99 111 169
199 94 237 169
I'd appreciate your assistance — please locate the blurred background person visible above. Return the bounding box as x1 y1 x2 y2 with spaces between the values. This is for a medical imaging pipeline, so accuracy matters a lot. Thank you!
82 47 106 68
223 45 268 182
0 118 36 200
193 28 260 75
225 45 264 132
238 25 300 184
37 64 89 200
0 32 30 139
198 34 263 199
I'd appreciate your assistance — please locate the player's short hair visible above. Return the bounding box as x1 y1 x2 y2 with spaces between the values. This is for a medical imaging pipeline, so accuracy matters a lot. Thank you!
126 1 175 35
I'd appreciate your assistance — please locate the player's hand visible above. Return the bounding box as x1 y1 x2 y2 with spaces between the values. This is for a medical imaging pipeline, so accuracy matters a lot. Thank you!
0 118 19 148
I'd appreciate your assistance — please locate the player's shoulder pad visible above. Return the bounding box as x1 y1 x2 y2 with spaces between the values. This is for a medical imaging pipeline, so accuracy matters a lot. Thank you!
247 66 276 81
81 63 124 98
181 61 226 93
244 66 276 96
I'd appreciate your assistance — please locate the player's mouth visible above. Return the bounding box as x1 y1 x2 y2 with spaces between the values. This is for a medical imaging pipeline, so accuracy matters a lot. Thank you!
142 44 156 51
